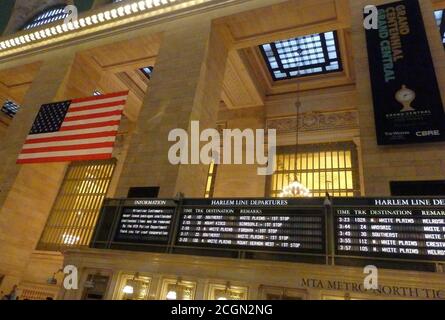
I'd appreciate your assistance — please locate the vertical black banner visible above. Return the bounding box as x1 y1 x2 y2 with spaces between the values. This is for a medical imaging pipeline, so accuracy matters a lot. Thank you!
365 0 445 145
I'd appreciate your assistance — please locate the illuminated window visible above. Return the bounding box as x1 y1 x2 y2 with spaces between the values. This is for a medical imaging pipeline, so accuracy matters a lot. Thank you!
1 100 20 117
116 273 151 300
268 142 360 198
260 31 342 81
204 161 218 198
37 159 116 251
434 10 445 46
22 5 68 30
208 283 248 300
161 279 196 300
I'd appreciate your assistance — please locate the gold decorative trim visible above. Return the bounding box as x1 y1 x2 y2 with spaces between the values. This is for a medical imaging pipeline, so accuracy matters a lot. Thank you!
266 110 359 134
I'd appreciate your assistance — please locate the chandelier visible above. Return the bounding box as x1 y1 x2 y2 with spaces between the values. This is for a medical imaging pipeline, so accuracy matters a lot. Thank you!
279 47 311 198
279 180 312 198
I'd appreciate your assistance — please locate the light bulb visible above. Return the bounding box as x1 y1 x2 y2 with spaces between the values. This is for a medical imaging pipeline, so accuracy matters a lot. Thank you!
279 181 312 198
166 290 177 300
123 285 134 294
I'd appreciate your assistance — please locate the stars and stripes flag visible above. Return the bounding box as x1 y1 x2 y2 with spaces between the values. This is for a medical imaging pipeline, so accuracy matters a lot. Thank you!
17 91 129 164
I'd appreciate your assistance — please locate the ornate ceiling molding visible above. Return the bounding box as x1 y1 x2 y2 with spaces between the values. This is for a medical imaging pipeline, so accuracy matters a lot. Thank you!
0 0 235 60
267 110 359 134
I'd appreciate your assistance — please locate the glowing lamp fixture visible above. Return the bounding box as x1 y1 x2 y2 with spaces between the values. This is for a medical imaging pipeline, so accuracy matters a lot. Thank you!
122 273 139 296
167 278 182 300
123 285 134 294
279 181 312 198
217 282 232 301
166 290 177 300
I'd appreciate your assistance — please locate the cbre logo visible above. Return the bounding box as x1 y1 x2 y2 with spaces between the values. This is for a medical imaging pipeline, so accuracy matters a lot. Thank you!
416 130 440 137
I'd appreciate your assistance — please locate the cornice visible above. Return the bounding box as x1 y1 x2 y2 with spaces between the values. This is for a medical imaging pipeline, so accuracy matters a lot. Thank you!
0 0 247 63
267 110 359 134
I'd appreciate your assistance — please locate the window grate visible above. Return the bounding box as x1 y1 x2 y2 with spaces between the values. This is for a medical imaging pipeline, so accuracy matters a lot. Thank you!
37 159 116 252
204 161 218 198
260 31 342 81
267 142 360 198
1 100 20 117
22 6 68 30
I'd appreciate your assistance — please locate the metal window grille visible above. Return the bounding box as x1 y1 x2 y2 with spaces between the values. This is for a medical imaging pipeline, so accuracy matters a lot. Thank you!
260 31 342 81
22 6 68 30
204 161 218 198
267 142 360 198
37 159 116 251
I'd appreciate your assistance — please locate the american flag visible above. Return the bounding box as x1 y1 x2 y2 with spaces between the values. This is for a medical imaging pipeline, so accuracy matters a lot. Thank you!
17 91 129 164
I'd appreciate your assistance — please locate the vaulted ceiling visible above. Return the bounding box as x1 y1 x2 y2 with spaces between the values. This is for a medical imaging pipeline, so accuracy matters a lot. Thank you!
0 0 355 119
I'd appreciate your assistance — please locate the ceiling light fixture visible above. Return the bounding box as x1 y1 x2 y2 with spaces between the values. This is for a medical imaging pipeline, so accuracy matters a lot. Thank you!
167 278 183 300
166 290 177 300
123 285 134 294
122 273 140 295
217 282 232 300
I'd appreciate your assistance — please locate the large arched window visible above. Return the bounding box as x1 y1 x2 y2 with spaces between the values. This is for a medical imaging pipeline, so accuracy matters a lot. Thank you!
22 5 68 31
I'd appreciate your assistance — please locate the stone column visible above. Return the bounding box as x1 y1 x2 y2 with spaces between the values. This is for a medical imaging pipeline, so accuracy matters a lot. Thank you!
349 0 445 196
115 19 229 198
214 107 267 197
0 50 76 292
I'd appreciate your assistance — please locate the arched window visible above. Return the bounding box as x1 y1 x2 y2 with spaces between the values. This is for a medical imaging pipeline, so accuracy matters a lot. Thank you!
1 100 20 118
22 5 68 31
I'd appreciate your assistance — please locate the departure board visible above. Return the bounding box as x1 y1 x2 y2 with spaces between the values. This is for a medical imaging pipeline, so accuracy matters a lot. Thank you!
114 199 176 244
176 199 326 254
334 198 445 261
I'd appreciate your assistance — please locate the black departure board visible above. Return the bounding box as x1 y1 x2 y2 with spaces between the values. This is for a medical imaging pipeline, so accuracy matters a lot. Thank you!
334 198 445 261
176 199 326 254
114 199 176 244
